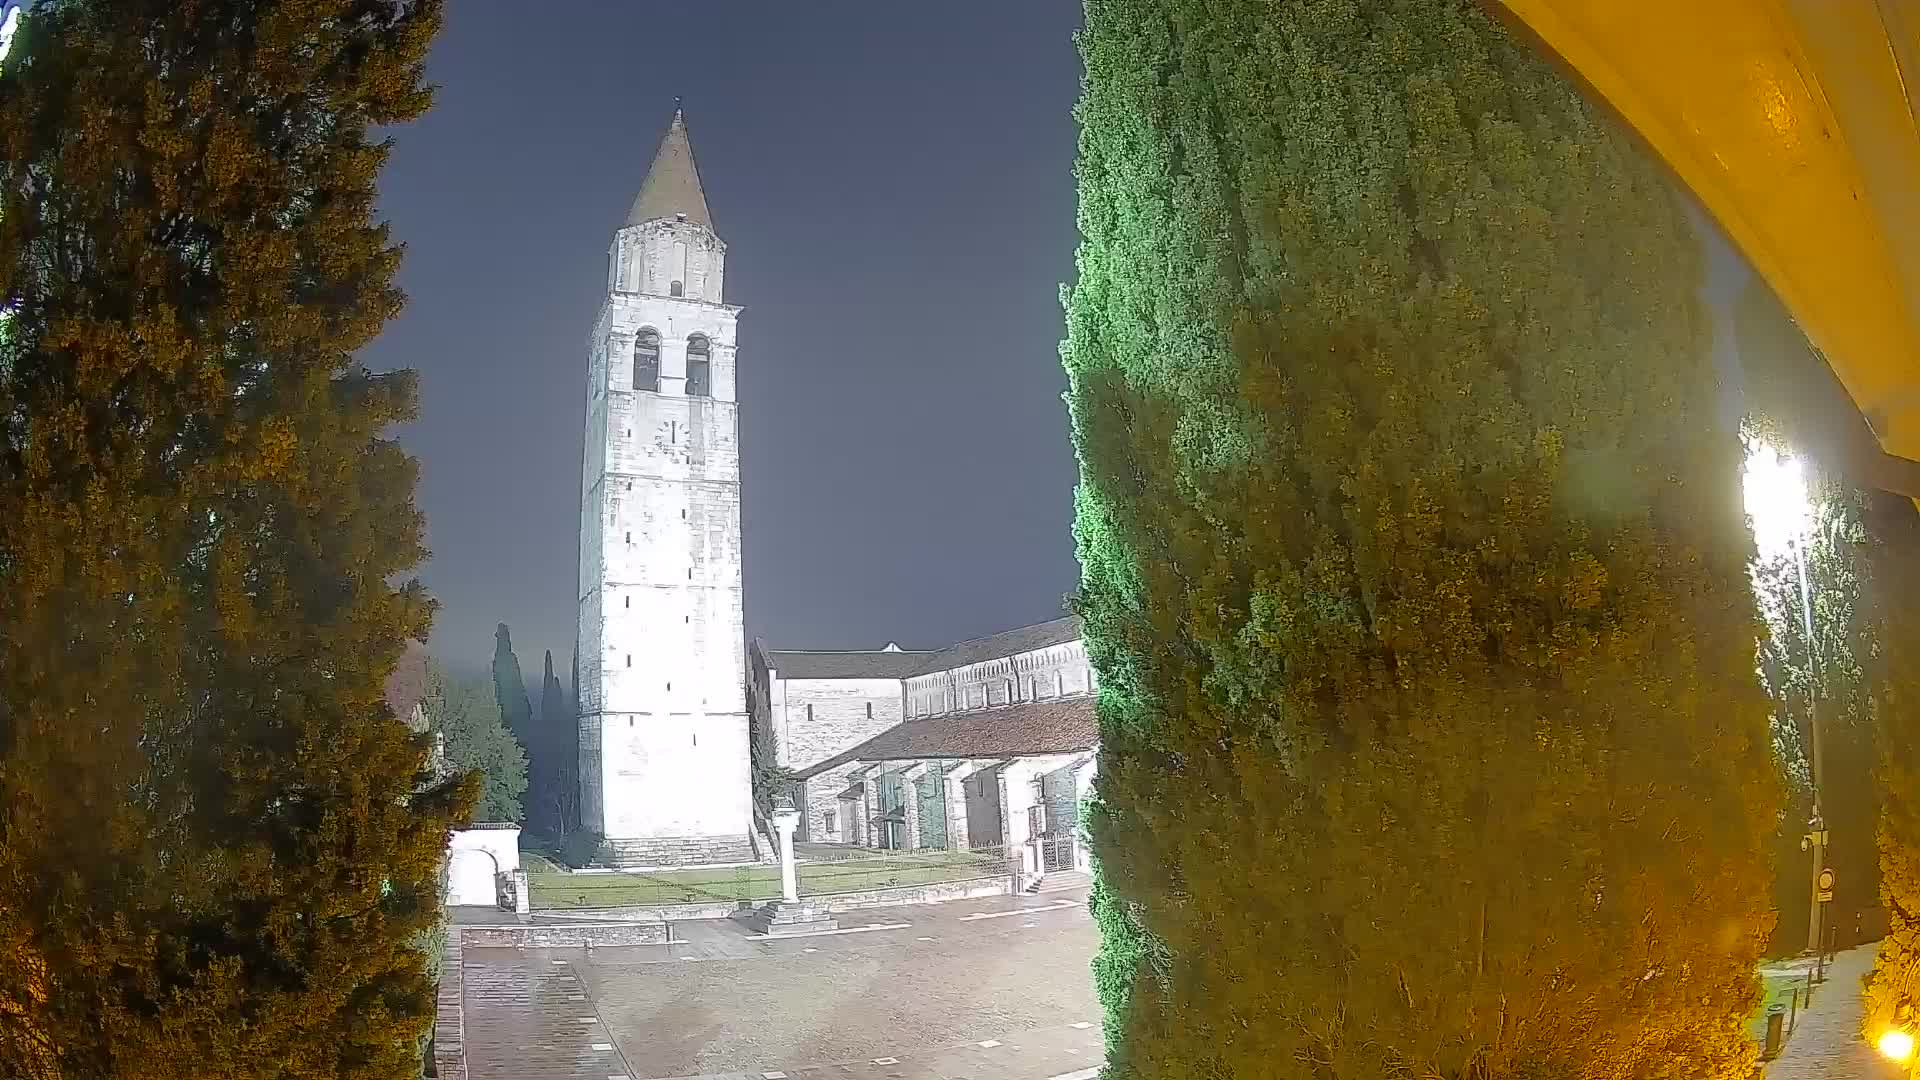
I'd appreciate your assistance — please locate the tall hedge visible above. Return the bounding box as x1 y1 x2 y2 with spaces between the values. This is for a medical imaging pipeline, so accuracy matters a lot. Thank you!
1862 494 1920 1037
0 1 471 1075
1062 1 1778 1076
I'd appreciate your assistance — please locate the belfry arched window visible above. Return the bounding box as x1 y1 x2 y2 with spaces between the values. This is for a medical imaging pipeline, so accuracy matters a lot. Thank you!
633 329 660 392
686 334 712 398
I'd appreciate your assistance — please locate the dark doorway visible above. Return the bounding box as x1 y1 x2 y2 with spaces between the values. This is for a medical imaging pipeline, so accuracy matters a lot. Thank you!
963 768 1003 850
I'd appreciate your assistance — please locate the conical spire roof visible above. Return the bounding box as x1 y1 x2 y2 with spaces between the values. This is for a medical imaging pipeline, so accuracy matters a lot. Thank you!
626 107 712 229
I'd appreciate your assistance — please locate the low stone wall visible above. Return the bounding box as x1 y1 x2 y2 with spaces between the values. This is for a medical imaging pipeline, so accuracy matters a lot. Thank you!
431 931 465 1080
553 874 1012 923
459 921 671 949
817 875 1011 912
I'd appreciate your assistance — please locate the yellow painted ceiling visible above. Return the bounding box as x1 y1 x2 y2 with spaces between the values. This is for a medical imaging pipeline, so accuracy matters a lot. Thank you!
1489 0 1920 465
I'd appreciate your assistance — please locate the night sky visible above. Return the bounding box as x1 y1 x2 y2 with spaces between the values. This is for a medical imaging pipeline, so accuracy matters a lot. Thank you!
358 5 1088 674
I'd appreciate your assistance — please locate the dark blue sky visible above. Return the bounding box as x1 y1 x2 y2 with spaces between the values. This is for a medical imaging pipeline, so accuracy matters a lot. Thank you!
359 5 1088 673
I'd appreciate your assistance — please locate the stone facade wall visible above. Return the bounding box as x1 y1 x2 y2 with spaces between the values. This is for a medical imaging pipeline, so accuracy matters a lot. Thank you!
447 825 521 907
995 753 1080 888
579 208 751 845
770 675 903 840
611 217 726 305
904 640 1096 718
803 760 869 843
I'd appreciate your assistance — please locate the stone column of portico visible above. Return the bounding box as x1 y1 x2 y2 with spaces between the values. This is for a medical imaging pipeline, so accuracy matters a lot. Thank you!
772 806 800 903
943 763 977 851
859 781 873 848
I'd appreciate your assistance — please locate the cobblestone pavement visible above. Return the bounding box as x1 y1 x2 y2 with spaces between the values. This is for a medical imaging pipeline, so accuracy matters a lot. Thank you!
1764 946 1901 1080
461 888 1103 1080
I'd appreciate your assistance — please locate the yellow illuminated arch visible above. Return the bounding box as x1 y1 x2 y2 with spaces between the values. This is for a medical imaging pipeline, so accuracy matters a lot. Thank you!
1488 0 1920 482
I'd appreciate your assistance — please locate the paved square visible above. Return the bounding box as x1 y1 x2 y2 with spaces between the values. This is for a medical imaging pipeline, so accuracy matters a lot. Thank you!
461 888 1102 1080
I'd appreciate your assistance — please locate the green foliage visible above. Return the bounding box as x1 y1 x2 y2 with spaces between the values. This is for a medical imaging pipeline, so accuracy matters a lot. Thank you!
558 829 611 870
1862 493 1920 1037
0 1 473 1076
491 622 533 746
1063 0 1777 1076
747 649 792 819
424 660 527 824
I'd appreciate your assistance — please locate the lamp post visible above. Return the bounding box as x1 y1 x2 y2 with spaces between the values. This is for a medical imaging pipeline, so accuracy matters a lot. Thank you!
1790 528 1831 961
1747 444 1827 961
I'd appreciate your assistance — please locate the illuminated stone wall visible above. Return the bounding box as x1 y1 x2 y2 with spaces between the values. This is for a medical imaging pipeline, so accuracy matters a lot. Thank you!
576 202 750 859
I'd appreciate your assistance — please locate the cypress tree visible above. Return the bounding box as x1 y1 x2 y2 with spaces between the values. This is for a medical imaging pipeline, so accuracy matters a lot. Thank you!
491 621 534 748
569 649 581 834
532 649 578 837
1063 1 1777 1076
1864 492 1920 1037
0 1 473 1076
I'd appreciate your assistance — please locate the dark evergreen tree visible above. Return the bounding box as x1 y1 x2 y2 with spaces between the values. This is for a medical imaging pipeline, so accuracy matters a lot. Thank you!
531 649 578 837
1063 0 1777 1075
491 621 533 747
0 1 474 1075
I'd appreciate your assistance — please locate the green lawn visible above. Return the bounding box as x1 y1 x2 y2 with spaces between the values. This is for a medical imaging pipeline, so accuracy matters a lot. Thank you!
526 848 1009 909
1748 971 1807 1045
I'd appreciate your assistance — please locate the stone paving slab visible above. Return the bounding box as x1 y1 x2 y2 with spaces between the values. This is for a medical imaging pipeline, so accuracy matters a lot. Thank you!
461 887 1099 1080
1763 945 1900 1080
641 1021 1102 1079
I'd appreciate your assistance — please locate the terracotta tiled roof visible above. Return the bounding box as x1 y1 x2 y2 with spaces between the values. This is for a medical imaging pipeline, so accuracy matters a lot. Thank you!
765 649 935 680
766 615 1082 683
795 696 1098 779
908 616 1081 677
627 108 712 228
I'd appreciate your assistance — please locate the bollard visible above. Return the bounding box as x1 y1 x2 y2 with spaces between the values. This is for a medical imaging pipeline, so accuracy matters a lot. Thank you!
1788 986 1799 1036
1763 1004 1786 1059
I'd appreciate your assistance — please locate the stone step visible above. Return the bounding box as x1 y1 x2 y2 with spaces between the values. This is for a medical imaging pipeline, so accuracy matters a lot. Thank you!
602 834 757 868
737 901 839 936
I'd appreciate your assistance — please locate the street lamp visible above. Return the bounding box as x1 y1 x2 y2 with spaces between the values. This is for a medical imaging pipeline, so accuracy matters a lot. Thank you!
1743 438 1829 958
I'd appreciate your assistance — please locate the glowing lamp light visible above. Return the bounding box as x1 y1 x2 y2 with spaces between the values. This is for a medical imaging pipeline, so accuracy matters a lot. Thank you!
1741 436 1813 560
1879 1029 1915 1063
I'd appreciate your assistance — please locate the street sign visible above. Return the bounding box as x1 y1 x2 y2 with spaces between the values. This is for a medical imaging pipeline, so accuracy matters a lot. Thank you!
1818 866 1835 902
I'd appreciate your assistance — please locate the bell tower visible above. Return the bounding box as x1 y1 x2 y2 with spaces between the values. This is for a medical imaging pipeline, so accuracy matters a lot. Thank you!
577 108 753 865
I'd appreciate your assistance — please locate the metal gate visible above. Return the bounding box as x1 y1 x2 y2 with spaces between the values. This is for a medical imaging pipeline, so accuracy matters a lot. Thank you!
1040 830 1075 872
